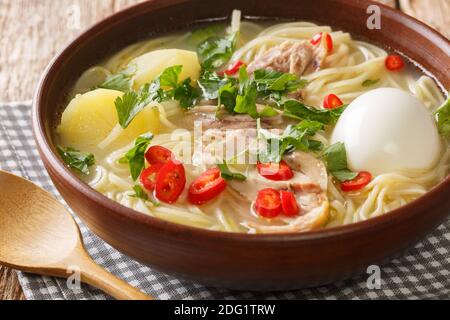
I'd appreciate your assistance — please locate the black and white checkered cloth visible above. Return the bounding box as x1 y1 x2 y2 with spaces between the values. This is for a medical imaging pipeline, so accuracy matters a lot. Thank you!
0 101 449 300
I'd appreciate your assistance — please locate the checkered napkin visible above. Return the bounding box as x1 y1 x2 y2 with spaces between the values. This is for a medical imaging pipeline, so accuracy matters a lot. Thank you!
1 101 449 300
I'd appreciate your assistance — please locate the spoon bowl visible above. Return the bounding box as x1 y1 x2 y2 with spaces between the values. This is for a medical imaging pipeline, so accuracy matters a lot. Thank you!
0 170 152 300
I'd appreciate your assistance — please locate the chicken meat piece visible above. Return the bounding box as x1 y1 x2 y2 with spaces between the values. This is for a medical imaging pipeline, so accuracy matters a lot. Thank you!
247 35 329 76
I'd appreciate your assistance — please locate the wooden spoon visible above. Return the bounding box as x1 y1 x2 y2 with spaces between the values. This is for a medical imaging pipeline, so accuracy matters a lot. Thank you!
0 170 153 300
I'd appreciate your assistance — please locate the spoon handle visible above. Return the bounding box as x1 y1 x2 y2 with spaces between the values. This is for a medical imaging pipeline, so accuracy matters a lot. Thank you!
78 256 153 300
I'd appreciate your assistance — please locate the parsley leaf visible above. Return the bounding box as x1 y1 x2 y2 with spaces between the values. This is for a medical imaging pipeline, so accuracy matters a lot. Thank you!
197 33 237 70
217 161 246 181
254 69 307 92
283 99 346 125
258 120 324 163
218 82 238 114
57 146 95 175
131 185 148 200
173 78 200 109
321 142 358 182
234 67 258 118
259 105 278 117
159 65 182 87
114 89 151 129
115 65 199 128
253 69 307 105
98 65 136 92
120 133 153 181
198 71 235 100
435 93 450 138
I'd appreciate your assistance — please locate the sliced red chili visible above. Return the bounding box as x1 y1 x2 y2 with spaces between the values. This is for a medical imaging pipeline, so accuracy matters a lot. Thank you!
280 190 300 217
341 171 372 192
257 160 294 181
188 168 227 205
155 159 186 203
145 146 173 165
139 163 163 191
323 93 343 109
310 32 333 53
255 188 282 218
385 54 404 71
223 60 245 76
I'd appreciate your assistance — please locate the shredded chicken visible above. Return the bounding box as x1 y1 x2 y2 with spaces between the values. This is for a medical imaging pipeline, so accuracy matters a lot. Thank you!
247 35 330 76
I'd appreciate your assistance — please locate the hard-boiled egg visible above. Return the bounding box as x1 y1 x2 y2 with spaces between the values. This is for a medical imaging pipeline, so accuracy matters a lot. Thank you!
331 88 441 175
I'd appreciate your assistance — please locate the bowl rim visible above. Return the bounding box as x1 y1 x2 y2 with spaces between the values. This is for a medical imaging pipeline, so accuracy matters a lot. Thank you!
32 0 450 243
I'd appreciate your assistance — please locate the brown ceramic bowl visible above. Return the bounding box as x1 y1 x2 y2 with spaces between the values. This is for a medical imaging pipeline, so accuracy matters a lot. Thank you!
32 0 450 291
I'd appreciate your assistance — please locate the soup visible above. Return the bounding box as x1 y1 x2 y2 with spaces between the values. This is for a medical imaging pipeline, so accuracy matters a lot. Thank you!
55 10 449 233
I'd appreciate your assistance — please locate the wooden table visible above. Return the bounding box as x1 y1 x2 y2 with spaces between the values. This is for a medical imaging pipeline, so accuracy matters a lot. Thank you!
0 0 448 300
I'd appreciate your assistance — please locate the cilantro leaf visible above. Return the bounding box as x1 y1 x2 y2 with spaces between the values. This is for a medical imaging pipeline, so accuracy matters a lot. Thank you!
197 33 237 70
321 142 358 182
435 93 450 137
57 146 95 175
217 161 246 181
131 185 148 200
120 133 153 181
283 99 346 125
98 65 136 92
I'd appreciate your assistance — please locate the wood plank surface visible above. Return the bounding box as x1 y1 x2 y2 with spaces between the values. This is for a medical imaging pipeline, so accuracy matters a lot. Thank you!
0 0 448 300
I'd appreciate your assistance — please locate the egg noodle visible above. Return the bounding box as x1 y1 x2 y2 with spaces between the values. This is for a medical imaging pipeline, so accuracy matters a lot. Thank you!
66 17 448 233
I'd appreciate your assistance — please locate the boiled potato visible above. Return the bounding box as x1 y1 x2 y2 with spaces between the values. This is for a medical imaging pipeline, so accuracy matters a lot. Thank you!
129 49 201 89
57 88 160 153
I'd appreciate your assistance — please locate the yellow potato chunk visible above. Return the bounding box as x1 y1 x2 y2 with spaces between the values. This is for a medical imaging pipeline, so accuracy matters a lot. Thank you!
57 88 160 153
129 49 201 89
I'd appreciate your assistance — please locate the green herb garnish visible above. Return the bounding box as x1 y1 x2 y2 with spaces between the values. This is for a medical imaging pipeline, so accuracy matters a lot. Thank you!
258 120 324 163
254 69 308 95
217 161 246 181
131 185 148 200
57 146 95 175
218 82 238 114
321 142 358 182
115 65 199 128
198 70 235 100
362 79 380 87
283 100 346 125
234 67 258 118
120 133 153 181
197 33 237 70
435 93 450 138
259 105 279 117
99 65 136 92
